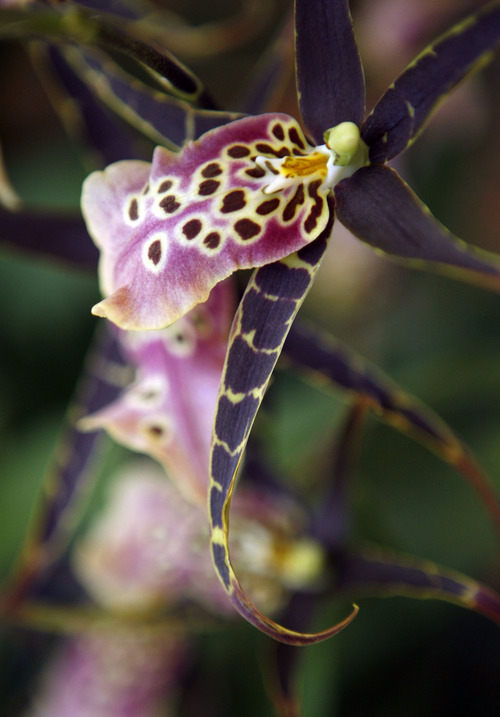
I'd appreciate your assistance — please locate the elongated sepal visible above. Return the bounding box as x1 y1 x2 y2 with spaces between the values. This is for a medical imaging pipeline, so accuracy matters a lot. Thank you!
1 207 98 270
40 45 139 166
229 578 358 644
209 208 336 642
83 114 332 330
284 322 500 533
295 0 365 143
335 166 500 289
362 3 500 163
62 46 241 152
336 546 500 626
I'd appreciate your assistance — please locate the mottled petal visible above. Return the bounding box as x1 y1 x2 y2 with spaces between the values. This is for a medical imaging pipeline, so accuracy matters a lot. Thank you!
362 3 500 163
295 0 365 143
284 321 500 533
335 166 500 289
80 281 234 505
82 114 332 330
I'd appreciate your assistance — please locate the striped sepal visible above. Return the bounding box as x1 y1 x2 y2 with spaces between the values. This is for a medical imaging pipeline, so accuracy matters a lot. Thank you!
208 204 360 645
283 322 500 534
61 45 242 152
335 545 500 626
362 2 500 163
8 327 128 602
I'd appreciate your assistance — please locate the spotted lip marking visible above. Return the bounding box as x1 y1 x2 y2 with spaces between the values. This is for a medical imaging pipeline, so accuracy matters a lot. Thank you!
83 113 334 330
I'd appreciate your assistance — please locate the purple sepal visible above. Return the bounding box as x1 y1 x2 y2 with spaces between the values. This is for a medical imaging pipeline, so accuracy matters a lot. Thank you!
362 3 500 163
335 165 500 289
295 0 365 144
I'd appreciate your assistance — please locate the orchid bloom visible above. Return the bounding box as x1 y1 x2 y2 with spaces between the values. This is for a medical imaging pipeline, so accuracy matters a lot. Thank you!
79 280 235 506
81 0 500 644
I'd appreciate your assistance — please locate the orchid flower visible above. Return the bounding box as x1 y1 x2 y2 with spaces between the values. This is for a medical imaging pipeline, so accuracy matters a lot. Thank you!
79 280 235 506
80 0 500 644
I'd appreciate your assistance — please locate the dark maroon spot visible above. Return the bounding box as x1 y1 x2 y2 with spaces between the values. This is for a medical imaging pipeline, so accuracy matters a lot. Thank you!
304 179 323 233
265 160 279 175
202 162 223 178
292 148 306 156
221 190 246 213
160 195 180 213
128 198 138 221
182 218 202 240
255 143 290 158
198 179 220 196
228 145 250 158
234 218 261 240
289 127 305 149
256 198 280 215
272 124 285 141
148 239 162 265
204 232 221 249
148 424 165 437
245 166 266 179
140 389 158 401
283 183 305 221
158 179 173 193
142 183 150 195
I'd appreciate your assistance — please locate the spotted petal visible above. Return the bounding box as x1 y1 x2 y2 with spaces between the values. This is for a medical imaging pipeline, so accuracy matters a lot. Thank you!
82 114 332 330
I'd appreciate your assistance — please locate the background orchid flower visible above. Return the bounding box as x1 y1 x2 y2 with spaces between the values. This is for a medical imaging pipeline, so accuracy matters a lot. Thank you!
79 280 235 506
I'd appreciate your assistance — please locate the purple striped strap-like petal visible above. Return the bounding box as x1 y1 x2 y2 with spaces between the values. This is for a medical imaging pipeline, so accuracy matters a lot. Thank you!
295 0 365 144
335 165 500 289
335 545 500 626
362 3 500 163
62 46 241 152
208 209 362 645
40 45 140 165
284 321 500 533
82 114 333 330
0 208 98 270
5 328 127 606
94 17 216 108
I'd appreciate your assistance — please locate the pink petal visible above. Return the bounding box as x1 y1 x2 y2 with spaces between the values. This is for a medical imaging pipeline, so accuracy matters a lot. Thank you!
82 114 331 329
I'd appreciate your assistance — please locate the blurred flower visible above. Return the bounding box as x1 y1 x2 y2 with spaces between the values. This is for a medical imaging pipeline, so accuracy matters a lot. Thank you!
79 280 235 505
28 627 187 717
73 461 324 617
